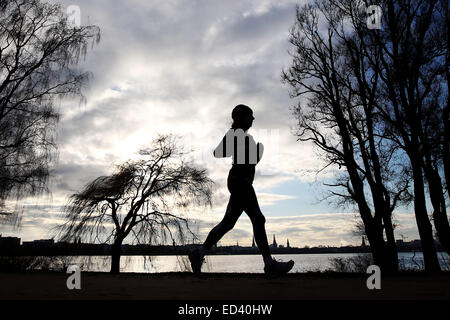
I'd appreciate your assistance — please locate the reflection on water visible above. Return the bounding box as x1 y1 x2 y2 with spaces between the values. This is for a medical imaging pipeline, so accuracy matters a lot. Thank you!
63 252 450 273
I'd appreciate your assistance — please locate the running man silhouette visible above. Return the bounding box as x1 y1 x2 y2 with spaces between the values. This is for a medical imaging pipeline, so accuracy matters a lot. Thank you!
189 104 294 277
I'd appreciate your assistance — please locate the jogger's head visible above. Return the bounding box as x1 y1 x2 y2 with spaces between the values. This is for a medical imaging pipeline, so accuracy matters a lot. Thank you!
231 104 254 131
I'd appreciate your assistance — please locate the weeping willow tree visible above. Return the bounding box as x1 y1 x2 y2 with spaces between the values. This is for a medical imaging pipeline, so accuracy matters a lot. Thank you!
57 135 214 273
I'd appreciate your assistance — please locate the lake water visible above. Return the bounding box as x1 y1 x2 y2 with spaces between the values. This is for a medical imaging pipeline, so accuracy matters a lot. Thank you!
61 252 450 273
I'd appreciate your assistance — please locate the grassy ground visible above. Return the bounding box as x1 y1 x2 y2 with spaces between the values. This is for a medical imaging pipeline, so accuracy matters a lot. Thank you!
0 271 449 300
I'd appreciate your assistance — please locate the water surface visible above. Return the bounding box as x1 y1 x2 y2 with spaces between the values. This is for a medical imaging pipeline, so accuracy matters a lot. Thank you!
62 252 450 273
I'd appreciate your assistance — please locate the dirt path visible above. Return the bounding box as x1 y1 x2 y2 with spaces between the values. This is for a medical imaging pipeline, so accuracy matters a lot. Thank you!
0 271 449 300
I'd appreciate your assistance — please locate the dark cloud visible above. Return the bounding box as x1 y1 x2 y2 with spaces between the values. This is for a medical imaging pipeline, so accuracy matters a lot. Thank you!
51 161 110 195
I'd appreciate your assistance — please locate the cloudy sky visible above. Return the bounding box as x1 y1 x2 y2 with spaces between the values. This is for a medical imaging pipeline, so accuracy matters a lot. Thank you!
1 0 420 247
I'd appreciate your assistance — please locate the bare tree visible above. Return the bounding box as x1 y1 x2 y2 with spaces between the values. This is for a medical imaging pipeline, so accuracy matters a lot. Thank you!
355 0 447 270
282 0 414 273
57 135 214 273
311 0 448 270
441 0 450 196
0 0 100 219
412 0 450 256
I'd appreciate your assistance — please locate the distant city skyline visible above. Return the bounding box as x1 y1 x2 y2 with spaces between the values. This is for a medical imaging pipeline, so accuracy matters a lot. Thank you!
1 233 427 251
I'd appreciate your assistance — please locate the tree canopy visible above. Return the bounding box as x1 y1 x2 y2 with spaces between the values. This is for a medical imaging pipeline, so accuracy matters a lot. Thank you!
0 0 100 219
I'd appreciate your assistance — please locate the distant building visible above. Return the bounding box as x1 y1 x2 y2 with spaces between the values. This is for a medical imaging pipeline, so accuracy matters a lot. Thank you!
22 238 54 248
34 239 54 244
270 235 278 249
361 236 367 247
252 236 256 248
0 235 21 248
287 239 290 248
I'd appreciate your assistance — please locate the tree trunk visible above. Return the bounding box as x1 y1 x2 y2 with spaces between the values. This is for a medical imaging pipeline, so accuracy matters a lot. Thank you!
370 183 398 273
382 211 399 273
421 159 450 256
410 157 441 272
111 237 123 274
365 221 393 273
443 99 450 194
332 99 394 274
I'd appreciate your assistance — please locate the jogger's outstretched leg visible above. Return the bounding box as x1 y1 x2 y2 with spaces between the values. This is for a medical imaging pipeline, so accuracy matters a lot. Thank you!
203 195 243 250
189 192 243 276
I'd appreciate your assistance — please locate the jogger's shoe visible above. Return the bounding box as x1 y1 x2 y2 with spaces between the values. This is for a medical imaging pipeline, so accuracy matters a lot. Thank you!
264 259 294 278
188 247 205 276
